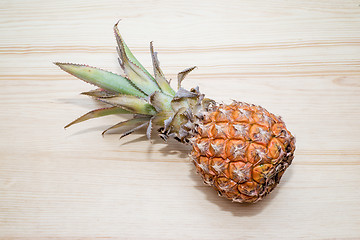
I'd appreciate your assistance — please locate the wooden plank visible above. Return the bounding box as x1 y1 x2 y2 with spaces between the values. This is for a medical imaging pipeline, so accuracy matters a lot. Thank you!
0 0 360 239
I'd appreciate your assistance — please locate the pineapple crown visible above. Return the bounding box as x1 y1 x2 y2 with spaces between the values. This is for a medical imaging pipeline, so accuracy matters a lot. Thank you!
55 21 213 142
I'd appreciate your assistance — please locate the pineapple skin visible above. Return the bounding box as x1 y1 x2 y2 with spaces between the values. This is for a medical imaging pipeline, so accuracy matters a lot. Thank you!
189 101 295 203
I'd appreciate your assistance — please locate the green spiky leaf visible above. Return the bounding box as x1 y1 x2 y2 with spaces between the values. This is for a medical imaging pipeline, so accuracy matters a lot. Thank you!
55 63 146 98
65 106 131 128
102 117 150 136
114 22 161 95
97 95 157 115
150 42 175 96
81 88 119 98
114 21 154 80
149 91 173 112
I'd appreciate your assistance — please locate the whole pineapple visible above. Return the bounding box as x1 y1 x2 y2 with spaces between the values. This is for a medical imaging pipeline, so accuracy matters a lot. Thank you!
56 21 295 203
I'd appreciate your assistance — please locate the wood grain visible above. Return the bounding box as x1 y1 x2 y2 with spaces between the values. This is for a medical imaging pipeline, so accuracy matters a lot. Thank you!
0 0 360 239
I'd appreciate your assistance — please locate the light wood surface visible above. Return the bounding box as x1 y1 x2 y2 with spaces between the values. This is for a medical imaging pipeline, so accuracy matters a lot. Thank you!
1 0 360 239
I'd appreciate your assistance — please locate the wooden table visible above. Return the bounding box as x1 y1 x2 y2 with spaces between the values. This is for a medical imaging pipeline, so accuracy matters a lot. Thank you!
1 0 359 239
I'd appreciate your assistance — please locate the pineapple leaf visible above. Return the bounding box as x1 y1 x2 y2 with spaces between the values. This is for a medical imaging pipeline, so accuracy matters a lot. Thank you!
119 122 149 139
146 116 154 141
114 21 153 80
65 106 131 129
162 107 183 132
114 22 161 95
55 63 147 98
177 66 197 90
150 42 175 96
102 117 150 136
96 94 157 115
173 87 198 100
81 88 119 98
149 91 173 112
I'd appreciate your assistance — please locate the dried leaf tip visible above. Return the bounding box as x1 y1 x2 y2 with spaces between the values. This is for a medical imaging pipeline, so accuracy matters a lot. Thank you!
177 66 197 90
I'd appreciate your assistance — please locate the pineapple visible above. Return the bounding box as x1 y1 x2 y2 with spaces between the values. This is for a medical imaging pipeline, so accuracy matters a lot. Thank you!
55 21 295 203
